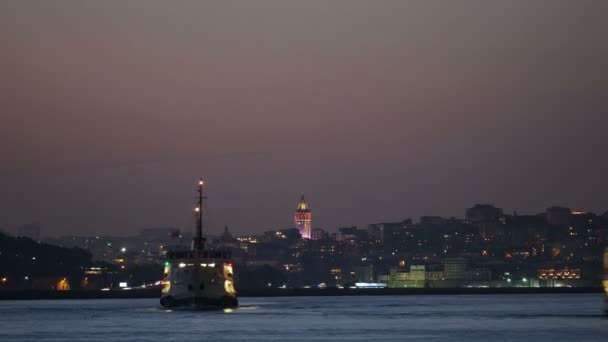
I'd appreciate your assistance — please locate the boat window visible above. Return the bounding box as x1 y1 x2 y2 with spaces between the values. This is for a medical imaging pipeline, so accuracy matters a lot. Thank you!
200 283 204 290
188 284 193 291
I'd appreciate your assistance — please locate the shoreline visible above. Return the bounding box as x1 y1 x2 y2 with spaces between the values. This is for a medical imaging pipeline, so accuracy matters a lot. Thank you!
0 287 603 300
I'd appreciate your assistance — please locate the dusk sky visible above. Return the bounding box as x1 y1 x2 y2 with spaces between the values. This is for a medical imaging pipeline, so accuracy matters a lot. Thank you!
1 1 607 236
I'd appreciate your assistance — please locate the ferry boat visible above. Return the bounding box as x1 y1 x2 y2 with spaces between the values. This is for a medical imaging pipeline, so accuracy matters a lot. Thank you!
160 179 238 309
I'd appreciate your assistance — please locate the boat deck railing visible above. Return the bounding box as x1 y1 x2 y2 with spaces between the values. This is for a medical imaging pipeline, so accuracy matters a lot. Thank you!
166 249 232 260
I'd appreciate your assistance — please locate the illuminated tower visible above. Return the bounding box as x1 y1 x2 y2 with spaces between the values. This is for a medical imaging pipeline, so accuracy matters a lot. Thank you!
295 193 312 239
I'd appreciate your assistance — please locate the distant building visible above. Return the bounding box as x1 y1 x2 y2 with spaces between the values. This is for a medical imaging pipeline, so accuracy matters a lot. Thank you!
368 222 405 243
280 228 302 243
537 267 583 287
420 216 447 226
294 194 312 239
477 222 505 241
139 227 180 240
311 228 326 241
388 265 426 288
425 270 445 281
352 265 375 283
444 258 467 280
17 223 41 240
337 226 367 241
546 206 571 226
466 204 503 223
220 226 234 242
537 267 580 280
218 226 239 248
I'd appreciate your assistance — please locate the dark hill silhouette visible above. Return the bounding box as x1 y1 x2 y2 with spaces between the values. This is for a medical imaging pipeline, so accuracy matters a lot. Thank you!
0 232 95 289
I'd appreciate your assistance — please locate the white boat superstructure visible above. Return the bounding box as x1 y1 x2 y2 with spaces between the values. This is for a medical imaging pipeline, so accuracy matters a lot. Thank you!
160 179 238 309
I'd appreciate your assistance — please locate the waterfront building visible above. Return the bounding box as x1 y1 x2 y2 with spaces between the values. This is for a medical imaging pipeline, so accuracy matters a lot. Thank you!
388 265 426 288
444 258 467 280
295 194 312 239
537 267 581 280
352 265 375 283
538 267 583 287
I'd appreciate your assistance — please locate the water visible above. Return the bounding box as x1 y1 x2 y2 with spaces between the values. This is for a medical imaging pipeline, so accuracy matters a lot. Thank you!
0 294 606 341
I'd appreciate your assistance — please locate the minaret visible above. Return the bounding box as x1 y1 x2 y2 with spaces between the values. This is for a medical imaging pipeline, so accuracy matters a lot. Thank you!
295 193 312 239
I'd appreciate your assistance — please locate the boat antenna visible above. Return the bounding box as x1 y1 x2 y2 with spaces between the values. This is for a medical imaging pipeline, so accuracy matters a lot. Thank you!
194 178 206 251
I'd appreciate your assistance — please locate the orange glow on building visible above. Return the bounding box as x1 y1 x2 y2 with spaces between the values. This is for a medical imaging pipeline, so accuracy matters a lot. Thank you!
56 278 71 291
538 268 581 280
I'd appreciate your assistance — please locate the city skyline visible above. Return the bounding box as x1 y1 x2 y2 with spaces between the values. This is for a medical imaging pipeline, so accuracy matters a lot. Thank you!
1 1 607 339
3 198 606 238
1 1 607 236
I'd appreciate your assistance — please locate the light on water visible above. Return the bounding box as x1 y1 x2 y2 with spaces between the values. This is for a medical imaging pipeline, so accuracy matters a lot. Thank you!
0 295 607 341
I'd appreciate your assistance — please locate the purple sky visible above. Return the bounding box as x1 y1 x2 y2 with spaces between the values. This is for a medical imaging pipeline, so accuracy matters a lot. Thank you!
1 1 607 236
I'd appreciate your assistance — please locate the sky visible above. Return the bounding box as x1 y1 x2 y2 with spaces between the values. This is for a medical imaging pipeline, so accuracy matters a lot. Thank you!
1 1 607 237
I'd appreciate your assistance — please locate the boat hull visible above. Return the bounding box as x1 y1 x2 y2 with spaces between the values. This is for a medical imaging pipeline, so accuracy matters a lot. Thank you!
160 295 238 310
160 253 238 310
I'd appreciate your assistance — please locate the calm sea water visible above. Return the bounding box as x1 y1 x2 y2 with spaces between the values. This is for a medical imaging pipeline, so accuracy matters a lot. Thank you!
0 294 607 341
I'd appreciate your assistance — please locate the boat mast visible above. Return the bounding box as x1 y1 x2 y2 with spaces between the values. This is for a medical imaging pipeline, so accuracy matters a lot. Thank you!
194 178 206 252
